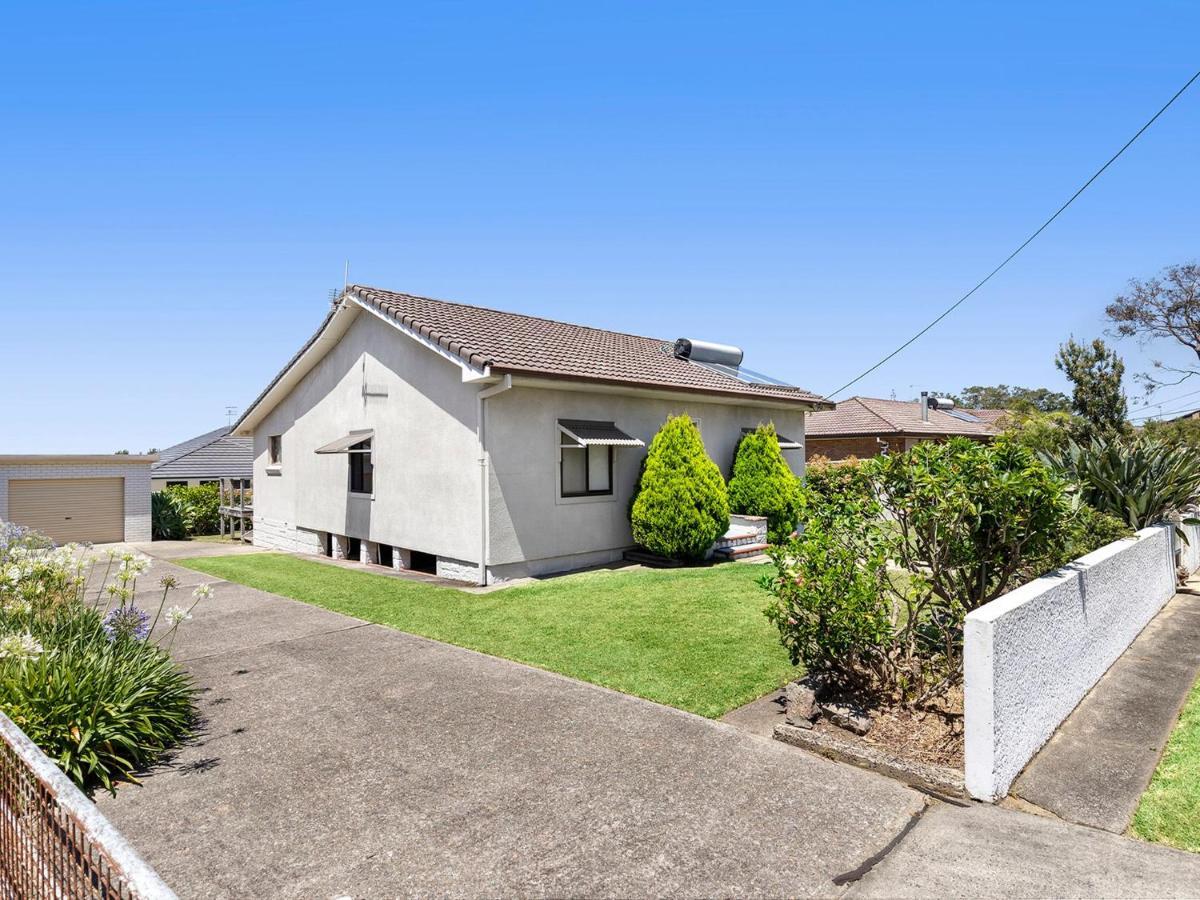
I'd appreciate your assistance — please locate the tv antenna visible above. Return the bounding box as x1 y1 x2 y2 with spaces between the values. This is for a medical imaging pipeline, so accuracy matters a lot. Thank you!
225 406 238 426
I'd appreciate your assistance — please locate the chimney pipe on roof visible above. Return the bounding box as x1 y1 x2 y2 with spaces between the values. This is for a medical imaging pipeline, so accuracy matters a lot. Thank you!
921 391 929 423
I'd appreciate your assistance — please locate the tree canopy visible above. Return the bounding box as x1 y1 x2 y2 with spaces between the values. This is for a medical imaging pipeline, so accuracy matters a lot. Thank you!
1054 337 1128 441
1106 262 1200 393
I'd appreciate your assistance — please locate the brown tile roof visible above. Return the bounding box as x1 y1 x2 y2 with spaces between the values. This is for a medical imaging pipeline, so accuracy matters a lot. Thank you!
346 285 831 407
805 396 1003 438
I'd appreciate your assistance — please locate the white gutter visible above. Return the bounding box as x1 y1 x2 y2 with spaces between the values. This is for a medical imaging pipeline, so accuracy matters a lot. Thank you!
476 374 513 585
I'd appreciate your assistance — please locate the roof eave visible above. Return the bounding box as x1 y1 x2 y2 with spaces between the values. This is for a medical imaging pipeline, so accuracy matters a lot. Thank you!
497 368 834 410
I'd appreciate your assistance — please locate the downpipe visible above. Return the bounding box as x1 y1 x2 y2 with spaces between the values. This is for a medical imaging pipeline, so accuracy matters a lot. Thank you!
476 375 513 585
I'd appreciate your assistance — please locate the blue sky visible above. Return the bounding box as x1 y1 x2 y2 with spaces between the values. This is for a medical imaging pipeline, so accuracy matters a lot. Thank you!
2 2 1198 452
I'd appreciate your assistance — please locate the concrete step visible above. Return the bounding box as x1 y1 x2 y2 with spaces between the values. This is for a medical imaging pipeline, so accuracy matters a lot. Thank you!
714 542 770 560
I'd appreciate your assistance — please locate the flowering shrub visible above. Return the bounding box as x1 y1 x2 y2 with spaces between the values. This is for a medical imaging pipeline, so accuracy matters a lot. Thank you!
0 524 203 794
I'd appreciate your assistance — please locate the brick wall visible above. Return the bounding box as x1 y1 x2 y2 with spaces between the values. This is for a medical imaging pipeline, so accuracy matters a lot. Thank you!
0 463 152 543
805 436 896 462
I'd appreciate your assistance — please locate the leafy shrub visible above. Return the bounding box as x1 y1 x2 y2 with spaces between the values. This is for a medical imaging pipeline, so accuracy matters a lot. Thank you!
1041 438 1200 532
630 415 730 560
152 491 186 540
801 456 880 531
764 439 1073 704
727 424 802 543
0 528 203 794
164 484 221 535
1060 503 1135 565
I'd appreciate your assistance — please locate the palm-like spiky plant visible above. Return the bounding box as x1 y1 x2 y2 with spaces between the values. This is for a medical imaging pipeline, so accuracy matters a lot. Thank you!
1040 438 1200 531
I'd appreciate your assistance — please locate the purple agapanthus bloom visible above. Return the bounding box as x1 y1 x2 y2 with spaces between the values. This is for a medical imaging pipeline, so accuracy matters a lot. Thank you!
102 605 151 642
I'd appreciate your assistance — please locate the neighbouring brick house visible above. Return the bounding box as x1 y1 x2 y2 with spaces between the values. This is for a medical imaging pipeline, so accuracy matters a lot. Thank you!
805 395 1004 462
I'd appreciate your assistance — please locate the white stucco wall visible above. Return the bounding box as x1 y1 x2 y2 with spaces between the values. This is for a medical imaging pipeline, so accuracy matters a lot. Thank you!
246 307 814 582
483 384 806 579
0 460 152 543
964 525 1178 801
250 311 481 562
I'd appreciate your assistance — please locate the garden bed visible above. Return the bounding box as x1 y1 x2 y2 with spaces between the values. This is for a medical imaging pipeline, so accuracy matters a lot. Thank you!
774 678 965 796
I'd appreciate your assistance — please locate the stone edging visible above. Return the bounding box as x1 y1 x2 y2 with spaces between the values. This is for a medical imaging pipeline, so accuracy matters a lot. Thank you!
774 722 965 798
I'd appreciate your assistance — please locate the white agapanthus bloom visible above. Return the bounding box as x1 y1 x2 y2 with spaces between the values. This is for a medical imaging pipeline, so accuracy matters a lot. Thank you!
0 632 43 661
164 605 192 627
191 584 214 601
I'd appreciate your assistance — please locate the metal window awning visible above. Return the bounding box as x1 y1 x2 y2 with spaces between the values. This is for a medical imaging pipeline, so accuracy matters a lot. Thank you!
741 427 802 450
558 420 645 447
314 429 374 454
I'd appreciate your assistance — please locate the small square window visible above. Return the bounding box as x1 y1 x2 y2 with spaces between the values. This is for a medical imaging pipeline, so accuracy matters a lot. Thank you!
559 428 613 498
268 434 282 466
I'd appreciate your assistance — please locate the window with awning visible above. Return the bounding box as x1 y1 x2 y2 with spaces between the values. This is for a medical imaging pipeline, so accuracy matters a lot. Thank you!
314 430 375 454
557 420 644 499
315 430 374 495
741 427 802 450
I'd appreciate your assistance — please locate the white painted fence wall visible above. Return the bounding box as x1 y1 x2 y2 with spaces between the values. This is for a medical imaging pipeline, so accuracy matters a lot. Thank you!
964 524 1195 801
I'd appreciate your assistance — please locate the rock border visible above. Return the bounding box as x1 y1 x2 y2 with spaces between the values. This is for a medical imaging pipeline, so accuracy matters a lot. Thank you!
774 721 966 798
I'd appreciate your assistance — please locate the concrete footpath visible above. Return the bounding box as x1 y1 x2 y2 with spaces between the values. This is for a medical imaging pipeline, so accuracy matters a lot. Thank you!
1012 590 1200 832
96 553 1200 898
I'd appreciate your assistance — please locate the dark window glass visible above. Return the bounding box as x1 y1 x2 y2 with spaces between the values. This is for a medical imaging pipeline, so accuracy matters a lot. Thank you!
559 431 612 498
268 435 282 465
349 439 373 494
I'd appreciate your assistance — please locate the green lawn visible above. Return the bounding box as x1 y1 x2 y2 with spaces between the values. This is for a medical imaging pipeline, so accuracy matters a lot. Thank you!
1132 677 1200 852
178 554 795 718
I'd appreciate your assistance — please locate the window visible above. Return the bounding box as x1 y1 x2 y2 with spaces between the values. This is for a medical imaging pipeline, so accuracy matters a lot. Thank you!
166 481 187 488
268 434 282 466
348 438 373 494
560 431 612 498
199 480 218 487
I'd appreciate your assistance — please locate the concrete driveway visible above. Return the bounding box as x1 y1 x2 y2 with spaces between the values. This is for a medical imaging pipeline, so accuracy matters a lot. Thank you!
97 556 922 898
96 554 1200 898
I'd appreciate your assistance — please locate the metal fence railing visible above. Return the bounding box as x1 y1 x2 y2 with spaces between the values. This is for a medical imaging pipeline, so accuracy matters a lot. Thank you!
0 711 176 899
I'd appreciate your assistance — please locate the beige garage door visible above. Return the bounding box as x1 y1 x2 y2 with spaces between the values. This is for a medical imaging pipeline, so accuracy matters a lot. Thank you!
8 478 125 544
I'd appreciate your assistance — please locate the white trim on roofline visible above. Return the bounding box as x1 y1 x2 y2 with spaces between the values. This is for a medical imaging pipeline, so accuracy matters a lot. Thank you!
346 294 493 383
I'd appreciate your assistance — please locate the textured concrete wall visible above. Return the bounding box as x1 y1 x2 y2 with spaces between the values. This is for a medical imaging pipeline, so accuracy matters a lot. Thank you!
964 526 1177 801
0 462 152 543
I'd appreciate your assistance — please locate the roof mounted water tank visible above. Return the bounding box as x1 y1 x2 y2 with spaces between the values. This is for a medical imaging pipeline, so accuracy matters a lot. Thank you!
673 338 744 368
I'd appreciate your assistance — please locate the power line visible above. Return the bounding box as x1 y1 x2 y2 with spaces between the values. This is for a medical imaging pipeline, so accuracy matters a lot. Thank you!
825 68 1200 401
1126 384 1200 415
1130 401 1200 422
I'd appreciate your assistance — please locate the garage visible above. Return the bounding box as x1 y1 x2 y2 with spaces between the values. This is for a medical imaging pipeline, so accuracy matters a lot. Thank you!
0 455 155 545
8 477 125 544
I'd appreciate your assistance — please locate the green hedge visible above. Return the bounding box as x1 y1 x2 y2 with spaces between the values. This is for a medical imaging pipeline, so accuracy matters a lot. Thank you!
727 423 802 543
631 415 730 560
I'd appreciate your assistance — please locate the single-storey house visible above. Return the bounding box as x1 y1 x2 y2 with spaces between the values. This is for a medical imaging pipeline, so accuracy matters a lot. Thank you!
232 285 831 583
805 394 1003 462
0 454 154 544
151 426 253 491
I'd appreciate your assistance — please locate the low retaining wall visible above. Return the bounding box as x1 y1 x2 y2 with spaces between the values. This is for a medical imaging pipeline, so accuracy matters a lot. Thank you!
964 525 1181 801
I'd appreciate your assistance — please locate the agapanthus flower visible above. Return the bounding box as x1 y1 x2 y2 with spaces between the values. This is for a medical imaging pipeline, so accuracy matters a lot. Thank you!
102 605 151 641
0 632 43 661
192 584 213 601
164 605 191 627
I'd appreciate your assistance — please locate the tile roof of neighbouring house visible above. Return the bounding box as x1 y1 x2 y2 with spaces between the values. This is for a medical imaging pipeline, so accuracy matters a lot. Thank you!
343 285 833 407
805 396 1004 438
151 426 254 479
